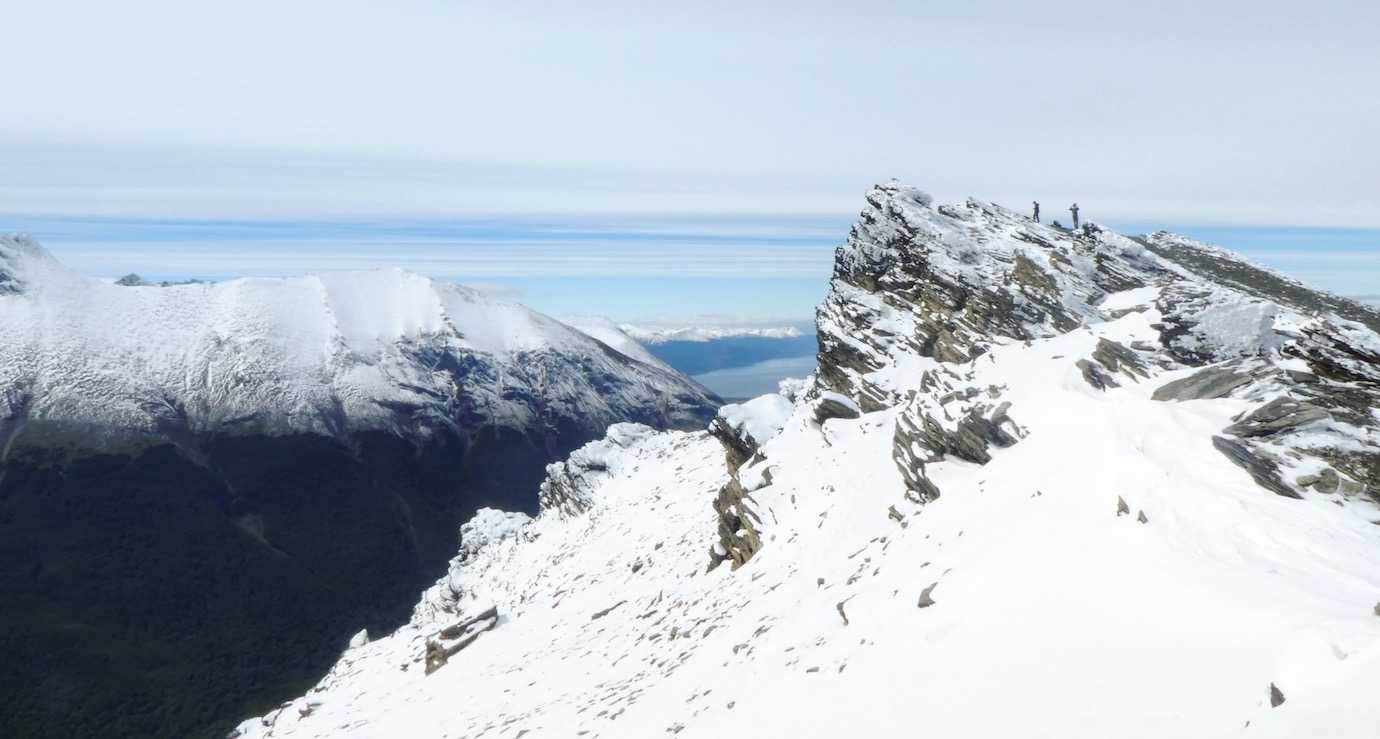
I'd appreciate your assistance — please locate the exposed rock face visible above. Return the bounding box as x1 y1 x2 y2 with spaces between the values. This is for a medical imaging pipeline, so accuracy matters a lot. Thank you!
891 368 1025 501
816 183 1166 410
1213 434 1299 499
814 182 1380 506
704 397 793 571
812 392 862 424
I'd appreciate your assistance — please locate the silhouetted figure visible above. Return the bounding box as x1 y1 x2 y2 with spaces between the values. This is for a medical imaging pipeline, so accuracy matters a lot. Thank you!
1032 201 1040 223
1069 203 1080 229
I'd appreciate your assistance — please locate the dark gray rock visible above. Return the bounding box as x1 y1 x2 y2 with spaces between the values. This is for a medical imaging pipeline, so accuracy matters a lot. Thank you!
893 411 943 503
917 582 938 608
1212 436 1300 499
708 414 758 471
1092 338 1149 379
1224 397 1330 438
1076 359 1119 391
425 605 499 675
1269 683 1285 708
813 395 861 424
707 477 764 573
1152 367 1253 401
1296 468 1341 494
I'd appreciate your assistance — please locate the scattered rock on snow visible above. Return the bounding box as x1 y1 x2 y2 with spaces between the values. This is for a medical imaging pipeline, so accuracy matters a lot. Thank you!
917 582 938 608
425 605 499 675
590 601 627 621
1091 338 1149 380
1269 683 1286 708
1117 496 1130 516
1077 359 1120 390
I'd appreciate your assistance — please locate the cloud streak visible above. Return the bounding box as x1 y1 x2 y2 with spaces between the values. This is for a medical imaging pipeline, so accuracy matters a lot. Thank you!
4 1 1380 225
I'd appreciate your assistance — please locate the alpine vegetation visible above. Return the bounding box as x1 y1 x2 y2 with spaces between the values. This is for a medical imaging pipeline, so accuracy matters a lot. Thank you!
234 183 1380 739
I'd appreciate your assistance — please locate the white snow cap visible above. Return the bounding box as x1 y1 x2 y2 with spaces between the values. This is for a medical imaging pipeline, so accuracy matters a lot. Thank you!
713 394 794 448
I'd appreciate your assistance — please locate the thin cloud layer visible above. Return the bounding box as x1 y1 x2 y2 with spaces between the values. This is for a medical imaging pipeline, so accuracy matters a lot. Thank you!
4 1 1380 224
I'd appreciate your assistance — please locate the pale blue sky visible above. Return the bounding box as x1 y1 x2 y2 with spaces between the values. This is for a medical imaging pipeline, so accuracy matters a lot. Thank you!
3 2 1378 323
6 212 1375 323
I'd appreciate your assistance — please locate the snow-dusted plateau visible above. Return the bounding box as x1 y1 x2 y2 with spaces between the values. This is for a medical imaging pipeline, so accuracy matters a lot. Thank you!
235 182 1380 739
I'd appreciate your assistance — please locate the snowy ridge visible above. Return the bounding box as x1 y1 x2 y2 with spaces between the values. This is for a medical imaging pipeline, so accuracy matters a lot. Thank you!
0 236 717 444
559 316 674 370
236 184 1380 739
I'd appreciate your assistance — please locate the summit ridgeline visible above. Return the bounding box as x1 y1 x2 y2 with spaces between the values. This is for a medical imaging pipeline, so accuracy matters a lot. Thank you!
233 182 1380 739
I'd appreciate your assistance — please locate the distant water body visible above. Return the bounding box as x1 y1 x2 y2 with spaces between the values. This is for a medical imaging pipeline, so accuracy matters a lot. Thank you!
2 213 1376 322
693 355 819 400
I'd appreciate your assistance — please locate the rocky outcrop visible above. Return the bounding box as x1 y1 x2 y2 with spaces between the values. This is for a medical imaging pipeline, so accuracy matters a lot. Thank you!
813 392 861 424
424 605 500 675
1223 397 1330 438
815 182 1170 408
891 368 1025 501
705 397 795 571
707 395 793 469
809 183 1379 506
538 424 659 518
707 476 764 572
1153 366 1253 401
1211 435 1298 499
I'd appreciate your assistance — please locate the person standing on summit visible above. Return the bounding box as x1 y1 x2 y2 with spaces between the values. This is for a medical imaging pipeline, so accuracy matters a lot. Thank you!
1032 201 1040 223
1069 203 1080 229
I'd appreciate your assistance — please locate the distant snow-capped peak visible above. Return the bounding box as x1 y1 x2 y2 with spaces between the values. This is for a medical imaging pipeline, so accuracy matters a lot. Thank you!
618 323 804 344
0 235 718 443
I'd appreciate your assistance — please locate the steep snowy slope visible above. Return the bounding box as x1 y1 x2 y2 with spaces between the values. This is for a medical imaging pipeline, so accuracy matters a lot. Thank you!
0 235 719 739
238 183 1380 739
559 316 674 372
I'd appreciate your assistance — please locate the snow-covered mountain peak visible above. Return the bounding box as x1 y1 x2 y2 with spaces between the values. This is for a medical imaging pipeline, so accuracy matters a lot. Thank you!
0 234 61 294
236 184 1380 739
0 238 718 443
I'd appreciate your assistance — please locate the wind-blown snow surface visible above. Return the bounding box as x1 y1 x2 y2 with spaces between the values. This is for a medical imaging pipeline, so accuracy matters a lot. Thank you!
237 186 1380 739
0 235 715 441
237 322 1380 738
